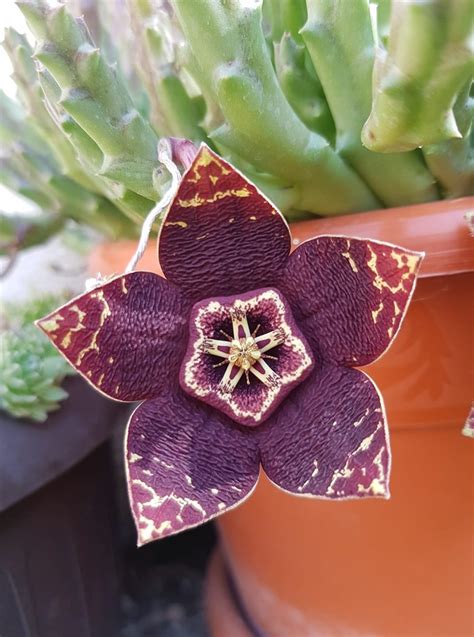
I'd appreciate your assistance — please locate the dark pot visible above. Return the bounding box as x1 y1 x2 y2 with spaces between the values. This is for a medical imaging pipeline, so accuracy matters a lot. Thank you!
0 377 124 637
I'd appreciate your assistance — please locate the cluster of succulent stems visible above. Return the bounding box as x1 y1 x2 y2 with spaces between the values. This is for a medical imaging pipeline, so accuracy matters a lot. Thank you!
1 0 472 258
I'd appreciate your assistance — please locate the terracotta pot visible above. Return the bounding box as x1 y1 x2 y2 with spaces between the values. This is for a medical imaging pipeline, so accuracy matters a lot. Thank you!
89 239 163 277
90 197 474 637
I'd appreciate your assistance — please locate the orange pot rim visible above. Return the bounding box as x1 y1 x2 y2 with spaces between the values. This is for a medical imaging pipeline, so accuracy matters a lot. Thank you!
91 198 473 282
290 197 474 279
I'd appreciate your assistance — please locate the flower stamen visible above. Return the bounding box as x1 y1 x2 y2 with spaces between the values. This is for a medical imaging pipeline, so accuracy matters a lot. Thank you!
203 310 286 393
251 324 261 338
183 288 315 426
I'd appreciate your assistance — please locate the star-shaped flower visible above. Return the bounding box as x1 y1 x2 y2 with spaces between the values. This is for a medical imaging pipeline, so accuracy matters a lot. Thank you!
38 144 423 546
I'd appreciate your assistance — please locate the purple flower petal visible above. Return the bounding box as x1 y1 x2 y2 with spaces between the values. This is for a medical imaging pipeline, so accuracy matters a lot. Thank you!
125 391 260 544
278 236 423 366
158 144 291 299
37 272 189 402
258 365 390 499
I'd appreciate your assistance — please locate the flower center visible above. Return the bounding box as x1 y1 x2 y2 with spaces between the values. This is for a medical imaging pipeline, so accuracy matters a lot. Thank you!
180 288 315 427
202 308 285 393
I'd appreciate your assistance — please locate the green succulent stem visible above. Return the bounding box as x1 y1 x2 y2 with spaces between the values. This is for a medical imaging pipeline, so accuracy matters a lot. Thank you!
0 89 137 239
372 0 392 48
127 0 209 143
3 28 103 194
154 73 208 141
302 0 438 206
423 81 474 197
0 211 65 255
17 0 160 200
362 0 474 152
172 0 380 215
37 66 154 224
274 33 335 142
264 0 308 43
0 0 469 235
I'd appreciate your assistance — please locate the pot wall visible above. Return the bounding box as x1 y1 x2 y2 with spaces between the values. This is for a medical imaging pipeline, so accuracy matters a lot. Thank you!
0 445 120 637
0 377 122 511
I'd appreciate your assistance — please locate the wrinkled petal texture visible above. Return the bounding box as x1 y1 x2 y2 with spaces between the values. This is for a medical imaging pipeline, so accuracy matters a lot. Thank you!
37 272 189 401
259 366 390 499
126 392 260 544
158 144 291 299
279 236 423 366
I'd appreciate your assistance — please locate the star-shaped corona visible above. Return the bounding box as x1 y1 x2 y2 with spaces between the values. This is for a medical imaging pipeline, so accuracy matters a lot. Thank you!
180 288 315 427
202 311 285 392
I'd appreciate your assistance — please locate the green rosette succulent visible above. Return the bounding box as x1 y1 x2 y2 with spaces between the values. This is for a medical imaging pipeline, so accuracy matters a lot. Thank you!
0 296 75 422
